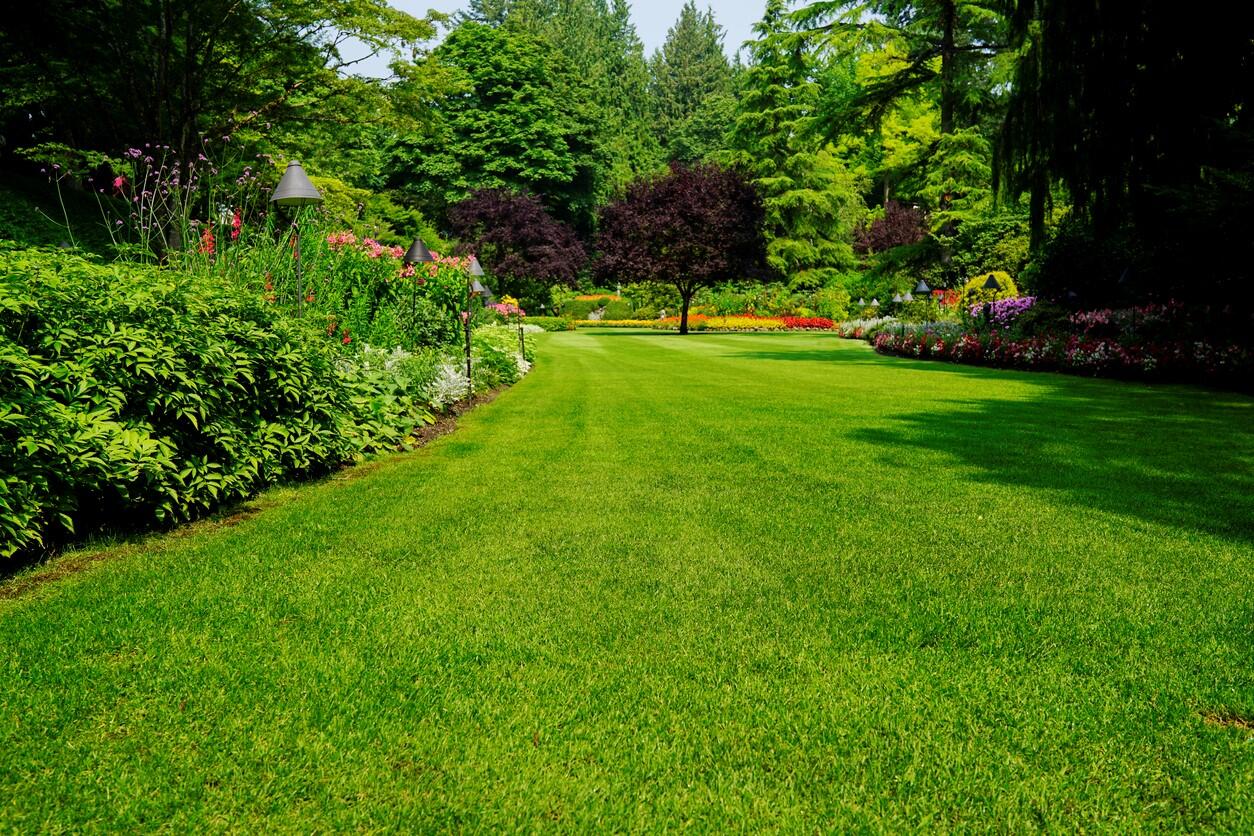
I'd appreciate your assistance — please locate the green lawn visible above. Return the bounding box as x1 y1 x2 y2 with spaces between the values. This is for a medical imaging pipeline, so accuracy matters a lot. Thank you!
2 331 1252 830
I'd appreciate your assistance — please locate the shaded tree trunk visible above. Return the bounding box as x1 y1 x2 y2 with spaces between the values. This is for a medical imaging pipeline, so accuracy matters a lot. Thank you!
679 285 694 334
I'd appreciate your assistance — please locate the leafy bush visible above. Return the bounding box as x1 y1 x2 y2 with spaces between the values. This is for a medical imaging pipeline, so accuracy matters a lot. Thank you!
601 299 635 320
560 298 603 320
961 271 1019 306
525 316 575 332
0 246 438 559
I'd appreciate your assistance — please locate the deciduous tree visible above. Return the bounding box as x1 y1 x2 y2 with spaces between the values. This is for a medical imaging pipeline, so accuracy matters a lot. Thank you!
448 188 587 309
595 163 767 334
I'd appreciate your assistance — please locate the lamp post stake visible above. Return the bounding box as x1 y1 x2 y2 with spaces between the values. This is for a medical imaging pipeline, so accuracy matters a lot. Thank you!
270 161 323 317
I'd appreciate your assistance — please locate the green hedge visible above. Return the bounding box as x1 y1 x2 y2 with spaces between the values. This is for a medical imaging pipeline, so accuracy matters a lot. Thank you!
525 316 575 332
0 246 436 559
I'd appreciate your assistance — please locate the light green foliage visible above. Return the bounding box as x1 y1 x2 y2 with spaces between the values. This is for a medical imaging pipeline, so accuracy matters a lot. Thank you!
961 269 1018 305
2 332 1251 828
0 0 438 172
726 1 866 288
305 176 444 248
522 316 576 332
924 128 993 231
0 246 438 559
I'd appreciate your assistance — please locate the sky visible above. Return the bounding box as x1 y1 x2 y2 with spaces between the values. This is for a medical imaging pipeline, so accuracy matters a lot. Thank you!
348 1 766 77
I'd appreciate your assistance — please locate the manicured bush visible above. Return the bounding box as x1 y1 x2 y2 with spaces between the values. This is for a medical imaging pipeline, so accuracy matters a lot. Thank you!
0 246 441 559
601 299 635 320
525 316 575 332
961 271 1019 306
561 298 603 320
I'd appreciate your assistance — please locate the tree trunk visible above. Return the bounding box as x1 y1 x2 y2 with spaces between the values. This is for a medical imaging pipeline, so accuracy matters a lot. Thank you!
679 288 693 335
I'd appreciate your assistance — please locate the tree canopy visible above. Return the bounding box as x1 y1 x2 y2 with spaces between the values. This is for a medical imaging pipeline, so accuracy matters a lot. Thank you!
596 163 767 333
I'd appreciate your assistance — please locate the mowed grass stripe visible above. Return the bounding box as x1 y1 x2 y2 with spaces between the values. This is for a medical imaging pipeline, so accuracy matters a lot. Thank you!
1 330 1251 831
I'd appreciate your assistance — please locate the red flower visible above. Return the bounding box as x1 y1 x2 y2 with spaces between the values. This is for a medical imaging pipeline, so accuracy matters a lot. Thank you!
199 227 215 255
231 208 242 241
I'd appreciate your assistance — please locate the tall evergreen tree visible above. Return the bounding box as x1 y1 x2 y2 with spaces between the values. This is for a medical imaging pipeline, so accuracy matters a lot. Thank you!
725 0 866 289
648 2 734 160
998 0 1254 301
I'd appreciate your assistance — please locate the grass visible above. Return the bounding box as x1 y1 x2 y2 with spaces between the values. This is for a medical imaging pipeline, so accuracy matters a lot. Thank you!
2 330 1252 830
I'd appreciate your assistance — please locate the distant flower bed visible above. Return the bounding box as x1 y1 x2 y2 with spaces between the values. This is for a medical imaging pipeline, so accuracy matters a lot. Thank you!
872 330 1251 385
578 315 835 332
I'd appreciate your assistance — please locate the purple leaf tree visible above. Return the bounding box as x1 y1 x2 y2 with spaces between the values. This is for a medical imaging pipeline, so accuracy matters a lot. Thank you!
595 163 768 334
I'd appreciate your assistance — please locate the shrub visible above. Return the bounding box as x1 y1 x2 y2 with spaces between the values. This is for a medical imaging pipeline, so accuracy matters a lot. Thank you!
961 271 1019 306
561 298 602 320
601 299 635 320
525 316 575 332
0 246 444 560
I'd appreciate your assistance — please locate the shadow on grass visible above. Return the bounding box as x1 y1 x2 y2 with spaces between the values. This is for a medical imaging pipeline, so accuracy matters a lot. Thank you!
854 383 1254 545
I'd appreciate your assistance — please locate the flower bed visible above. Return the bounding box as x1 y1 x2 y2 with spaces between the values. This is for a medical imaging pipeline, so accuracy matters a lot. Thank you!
577 315 835 332
872 330 1251 386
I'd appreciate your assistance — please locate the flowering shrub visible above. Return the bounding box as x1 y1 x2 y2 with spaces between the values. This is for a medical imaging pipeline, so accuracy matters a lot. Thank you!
837 317 895 339
577 314 834 332
969 296 1037 328
780 317 836 330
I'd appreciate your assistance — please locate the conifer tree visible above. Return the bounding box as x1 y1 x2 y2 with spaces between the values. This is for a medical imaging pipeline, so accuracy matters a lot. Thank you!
725 0 865 289
648 2 734 160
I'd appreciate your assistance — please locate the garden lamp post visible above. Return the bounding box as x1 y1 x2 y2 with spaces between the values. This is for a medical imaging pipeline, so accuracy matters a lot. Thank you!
270 161 323 317
915 280 931 296
403 237 435 335
981 274 1001 325
465 256 489 403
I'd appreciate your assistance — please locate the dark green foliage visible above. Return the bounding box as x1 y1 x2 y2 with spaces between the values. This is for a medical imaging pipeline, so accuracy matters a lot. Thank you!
0 246 434 559
0 0 434 167
797 0 1011 136
998 0 1254 303
389 23 602 232
649 2 735 160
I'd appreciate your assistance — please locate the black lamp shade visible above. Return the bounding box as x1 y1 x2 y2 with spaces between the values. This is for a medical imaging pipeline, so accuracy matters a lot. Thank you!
983 274 1003 291
468 256 486 277
403 238 434 264
270 161 322 207
914 280 931 295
